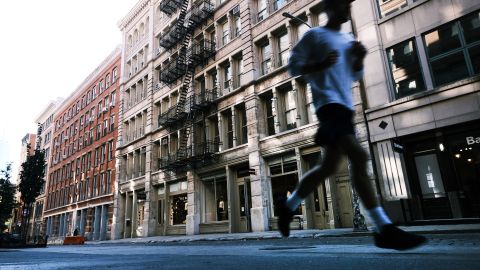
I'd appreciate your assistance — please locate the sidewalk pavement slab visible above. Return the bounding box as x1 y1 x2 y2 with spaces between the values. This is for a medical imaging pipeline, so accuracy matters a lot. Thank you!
77 224 480 246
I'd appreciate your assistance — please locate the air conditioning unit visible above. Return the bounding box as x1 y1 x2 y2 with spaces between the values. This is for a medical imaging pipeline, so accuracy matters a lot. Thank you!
62 154 67 159
110 101 115 108
103 107 108 112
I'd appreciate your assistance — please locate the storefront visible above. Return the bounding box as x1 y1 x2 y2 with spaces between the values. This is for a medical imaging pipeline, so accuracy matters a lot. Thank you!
400 120 480 221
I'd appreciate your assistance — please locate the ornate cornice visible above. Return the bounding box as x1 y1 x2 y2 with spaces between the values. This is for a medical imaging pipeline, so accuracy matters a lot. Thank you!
117 0 151 30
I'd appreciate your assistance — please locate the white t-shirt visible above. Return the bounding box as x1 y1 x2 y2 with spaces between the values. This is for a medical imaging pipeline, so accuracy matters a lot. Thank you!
288 27 363 111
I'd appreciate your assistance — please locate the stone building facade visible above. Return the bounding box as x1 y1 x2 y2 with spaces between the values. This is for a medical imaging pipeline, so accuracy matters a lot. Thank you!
44 48 121 241
113 0 374 238
354 0 480 223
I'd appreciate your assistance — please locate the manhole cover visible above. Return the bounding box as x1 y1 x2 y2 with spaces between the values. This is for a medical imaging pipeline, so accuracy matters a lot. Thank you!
260 246 316 251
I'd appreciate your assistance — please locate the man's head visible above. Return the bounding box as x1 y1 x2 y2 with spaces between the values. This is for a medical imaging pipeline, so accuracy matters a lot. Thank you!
324 0 354 23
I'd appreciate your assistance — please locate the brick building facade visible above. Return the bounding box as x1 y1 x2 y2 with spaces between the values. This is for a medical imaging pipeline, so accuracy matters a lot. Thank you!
44 48 121 241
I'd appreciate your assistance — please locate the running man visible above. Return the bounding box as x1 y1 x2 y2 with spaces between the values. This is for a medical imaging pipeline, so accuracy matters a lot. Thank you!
278 0 426 250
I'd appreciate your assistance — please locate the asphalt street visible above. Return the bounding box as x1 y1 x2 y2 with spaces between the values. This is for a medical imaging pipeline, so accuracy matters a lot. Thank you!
1 234 480 270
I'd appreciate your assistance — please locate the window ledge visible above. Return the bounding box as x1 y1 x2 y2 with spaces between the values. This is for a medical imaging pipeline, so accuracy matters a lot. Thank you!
260 122 318 142
220 143 248 154
377 0 430 24
366 74 480 114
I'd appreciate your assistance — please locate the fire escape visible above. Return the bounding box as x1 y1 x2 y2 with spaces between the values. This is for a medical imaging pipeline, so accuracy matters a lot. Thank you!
158 0 218 172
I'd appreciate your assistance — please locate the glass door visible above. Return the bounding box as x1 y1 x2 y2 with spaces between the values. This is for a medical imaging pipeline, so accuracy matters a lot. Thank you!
414 151 452 219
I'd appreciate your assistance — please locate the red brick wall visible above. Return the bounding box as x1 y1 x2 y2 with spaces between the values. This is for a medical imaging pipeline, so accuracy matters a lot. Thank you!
45 53 121 216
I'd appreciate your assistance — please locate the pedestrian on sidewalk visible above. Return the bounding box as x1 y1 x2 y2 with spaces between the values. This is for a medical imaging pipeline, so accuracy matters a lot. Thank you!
278 0 426 250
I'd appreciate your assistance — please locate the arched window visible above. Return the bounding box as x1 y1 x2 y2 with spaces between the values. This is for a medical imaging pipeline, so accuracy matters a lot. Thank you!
140 23 145 39
145 17 149 37
128 35 133 48
134 29 139 43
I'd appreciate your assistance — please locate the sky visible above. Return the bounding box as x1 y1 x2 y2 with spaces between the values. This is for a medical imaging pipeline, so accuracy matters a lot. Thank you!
0 0 139 182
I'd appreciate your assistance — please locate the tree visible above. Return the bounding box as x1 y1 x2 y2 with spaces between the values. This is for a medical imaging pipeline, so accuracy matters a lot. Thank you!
18 145 46 242
0 163 16 232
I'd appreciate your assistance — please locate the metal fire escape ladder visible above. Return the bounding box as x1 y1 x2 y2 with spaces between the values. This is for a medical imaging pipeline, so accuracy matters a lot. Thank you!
175 0 195 163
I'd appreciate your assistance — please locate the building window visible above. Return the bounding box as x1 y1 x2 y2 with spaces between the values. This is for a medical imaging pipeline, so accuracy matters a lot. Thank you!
101 144 106 164
235 104 248 145
221 20 229 46
260 42 272 75
231 6 241 38
233 56 243 89
112 68 118 83
377 0 408 18
222 63 232 92
269 153 300 216
106 170 112 193
223 109 233 149
203 176 228 222
109 115 115 132
387 39 425 99
111 90 116 106
103 119 108 136
281 87 297 130
273 0 286 11
277 32 289 67
296 16 310 40
108 140 113 161
96 124 101 140
305 84 317 124
257 0 267 22
424 11 480 87
261 91 275 136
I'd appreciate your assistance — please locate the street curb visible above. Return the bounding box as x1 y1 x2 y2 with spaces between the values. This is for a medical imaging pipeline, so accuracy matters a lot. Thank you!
74 228 480 246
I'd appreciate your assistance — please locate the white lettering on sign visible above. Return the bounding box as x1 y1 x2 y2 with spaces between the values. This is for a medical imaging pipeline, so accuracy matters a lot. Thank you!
466 136 480 145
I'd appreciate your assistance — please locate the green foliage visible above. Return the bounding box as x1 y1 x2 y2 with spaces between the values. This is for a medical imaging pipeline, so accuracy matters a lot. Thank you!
0 163 16 232
18 146 46 206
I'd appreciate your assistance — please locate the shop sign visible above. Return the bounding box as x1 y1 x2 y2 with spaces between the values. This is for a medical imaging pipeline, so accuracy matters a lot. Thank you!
466 136 480 145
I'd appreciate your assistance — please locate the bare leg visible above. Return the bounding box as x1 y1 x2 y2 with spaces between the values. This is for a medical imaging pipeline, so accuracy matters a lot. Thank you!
295 143 343 199
338 135 378 209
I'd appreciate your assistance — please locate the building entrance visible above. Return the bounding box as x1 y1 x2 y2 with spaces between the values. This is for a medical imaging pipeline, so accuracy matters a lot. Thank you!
404 122 480 221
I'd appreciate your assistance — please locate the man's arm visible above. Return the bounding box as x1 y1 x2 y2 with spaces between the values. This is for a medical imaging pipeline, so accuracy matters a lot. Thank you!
350 41 367 72
289 31 336 76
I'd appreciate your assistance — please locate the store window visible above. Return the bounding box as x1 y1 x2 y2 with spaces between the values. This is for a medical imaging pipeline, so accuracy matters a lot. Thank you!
169 181 188 225
269 153 301 216
203 175 228 222
386 39 425 99
423 10 480 87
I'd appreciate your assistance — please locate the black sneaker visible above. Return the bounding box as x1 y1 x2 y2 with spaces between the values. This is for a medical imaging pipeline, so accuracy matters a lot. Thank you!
276 198 294 237
374 224 427 250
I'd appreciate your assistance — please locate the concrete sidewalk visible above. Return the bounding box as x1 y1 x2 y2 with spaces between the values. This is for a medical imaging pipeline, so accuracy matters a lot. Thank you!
84 223 480 245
